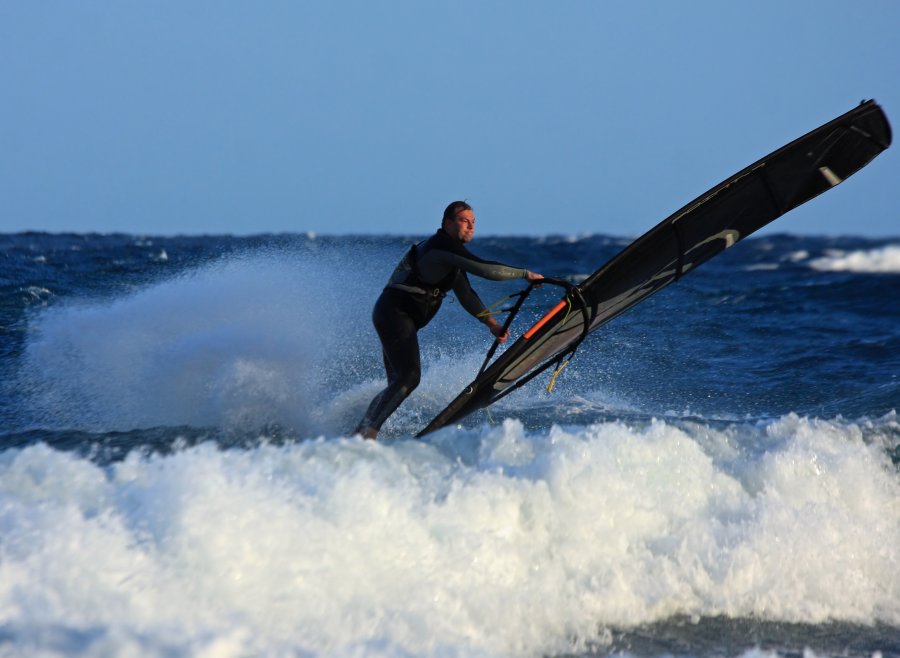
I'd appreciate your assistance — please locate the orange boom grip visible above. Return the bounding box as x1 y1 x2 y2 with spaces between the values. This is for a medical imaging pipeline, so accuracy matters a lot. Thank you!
523 299 568 340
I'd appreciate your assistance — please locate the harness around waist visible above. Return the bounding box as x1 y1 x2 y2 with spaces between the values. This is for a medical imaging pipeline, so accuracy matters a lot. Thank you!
387 283 445 298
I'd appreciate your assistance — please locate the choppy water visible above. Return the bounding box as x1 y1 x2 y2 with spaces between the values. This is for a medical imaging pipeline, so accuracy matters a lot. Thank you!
1 231 898 658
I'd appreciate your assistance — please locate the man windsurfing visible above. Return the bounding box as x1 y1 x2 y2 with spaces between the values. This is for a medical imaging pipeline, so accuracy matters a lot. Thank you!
354 201 543 439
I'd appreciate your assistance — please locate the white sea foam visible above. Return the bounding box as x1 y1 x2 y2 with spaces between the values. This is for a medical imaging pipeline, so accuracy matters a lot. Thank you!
809 244 900 273
0 415 897 657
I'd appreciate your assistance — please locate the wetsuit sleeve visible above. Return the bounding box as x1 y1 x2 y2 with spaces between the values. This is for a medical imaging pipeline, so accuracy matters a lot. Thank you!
452 272 491 320
438 251 528 280
423 242 528 281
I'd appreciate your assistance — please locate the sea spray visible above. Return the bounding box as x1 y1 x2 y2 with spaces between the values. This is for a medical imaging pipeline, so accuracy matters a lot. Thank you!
14 243 393 434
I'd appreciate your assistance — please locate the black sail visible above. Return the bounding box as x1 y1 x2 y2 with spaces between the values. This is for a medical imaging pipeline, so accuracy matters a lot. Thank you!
418 100 892 437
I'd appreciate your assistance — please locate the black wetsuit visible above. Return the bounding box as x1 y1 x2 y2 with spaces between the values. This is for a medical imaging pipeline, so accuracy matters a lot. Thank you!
356 229 529 435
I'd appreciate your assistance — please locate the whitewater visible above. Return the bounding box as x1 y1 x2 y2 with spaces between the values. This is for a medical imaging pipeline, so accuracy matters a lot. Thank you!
1 232 898 658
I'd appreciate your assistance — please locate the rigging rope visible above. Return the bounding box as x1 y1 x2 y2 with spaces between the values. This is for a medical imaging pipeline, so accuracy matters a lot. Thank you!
476 279 593 393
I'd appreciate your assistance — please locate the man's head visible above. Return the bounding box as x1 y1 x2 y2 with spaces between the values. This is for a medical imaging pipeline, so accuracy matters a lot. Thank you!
441 200 475 243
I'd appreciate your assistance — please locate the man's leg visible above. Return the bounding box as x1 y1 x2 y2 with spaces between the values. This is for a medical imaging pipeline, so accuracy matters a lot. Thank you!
354 302 421 439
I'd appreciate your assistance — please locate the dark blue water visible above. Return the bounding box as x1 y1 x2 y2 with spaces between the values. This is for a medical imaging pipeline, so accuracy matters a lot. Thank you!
1 231 898 658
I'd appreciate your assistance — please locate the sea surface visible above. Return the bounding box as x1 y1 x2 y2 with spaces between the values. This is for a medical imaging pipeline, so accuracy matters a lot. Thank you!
1 231 898 658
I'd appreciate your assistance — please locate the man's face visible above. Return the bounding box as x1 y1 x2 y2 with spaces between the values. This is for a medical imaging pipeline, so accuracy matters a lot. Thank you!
445 209 476 243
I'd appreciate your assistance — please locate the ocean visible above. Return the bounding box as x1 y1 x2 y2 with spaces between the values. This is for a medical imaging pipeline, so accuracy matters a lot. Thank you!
1 231 898 658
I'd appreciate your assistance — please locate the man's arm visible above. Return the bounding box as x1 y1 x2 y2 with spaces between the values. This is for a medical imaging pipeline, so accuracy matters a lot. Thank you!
418 239 529 282
452 271 489 317
452 272 512 342
439 251 528 281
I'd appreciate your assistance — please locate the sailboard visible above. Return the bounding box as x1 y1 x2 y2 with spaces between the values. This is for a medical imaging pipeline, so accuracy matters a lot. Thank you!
417 100 892 437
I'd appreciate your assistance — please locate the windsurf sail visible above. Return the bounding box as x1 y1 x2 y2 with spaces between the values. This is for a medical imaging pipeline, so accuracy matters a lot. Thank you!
418 100 892 437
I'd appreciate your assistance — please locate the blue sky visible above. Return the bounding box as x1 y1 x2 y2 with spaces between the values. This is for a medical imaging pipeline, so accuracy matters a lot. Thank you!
2 1 898 238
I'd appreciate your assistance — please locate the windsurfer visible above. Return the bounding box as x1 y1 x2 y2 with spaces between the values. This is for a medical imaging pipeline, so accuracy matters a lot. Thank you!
353 201 543 440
